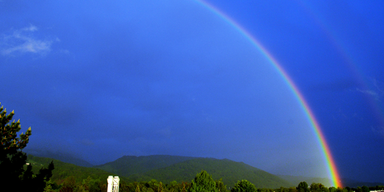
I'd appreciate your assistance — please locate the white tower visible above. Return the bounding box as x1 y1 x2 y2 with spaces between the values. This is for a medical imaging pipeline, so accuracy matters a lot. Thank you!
113 176 120 192
107 175 120 192
107 176 114 192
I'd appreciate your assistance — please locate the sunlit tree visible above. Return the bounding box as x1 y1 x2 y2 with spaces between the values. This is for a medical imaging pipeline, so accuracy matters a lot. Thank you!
189 170 218 192
231 180 257 192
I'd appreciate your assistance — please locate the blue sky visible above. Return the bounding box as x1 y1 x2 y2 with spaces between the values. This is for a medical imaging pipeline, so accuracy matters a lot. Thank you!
1 0 383 183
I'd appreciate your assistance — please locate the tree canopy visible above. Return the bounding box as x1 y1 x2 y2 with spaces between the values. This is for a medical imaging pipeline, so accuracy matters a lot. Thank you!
297 182 309 192
189 170 218 192
231 180 257 192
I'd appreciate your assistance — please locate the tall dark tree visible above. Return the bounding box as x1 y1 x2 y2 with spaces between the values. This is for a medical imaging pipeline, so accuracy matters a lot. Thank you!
0 103 54 192
297 182 309 192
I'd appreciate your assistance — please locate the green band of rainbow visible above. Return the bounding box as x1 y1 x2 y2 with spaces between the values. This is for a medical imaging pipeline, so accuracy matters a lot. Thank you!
196 0 342 188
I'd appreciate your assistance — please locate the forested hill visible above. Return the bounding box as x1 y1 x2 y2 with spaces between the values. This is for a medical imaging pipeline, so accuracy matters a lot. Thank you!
94 155 197 177
25 149 94 167
27 155 120 183
278 175 332 187
27 154 384 189
108 156 293 188
28 154 293 188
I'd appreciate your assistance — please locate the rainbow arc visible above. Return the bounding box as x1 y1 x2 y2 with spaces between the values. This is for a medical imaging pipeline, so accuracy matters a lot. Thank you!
196 0 342 187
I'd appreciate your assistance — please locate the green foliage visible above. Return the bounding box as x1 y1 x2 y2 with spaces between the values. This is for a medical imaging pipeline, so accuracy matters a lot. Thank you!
51 175 103 192
128 158 291 188
137 183 141 192
336 187 347 192
277 176 332 187
288 187 298 192
27 154 123 192
276 186 289 192
77 176 101 192
329 187 337 192
27 155 116 183
361 186 369 192
216 179 228 192
0 103 54 191
310 183 328 192
257 188 273 192
297 182 309 192
231 180 257 192
95 155 196 177
59 175 87 192
21 155 367 192
188 170 218 192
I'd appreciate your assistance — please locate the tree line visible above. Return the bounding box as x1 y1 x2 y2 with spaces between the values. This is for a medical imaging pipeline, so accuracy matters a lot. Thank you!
48 170 383 192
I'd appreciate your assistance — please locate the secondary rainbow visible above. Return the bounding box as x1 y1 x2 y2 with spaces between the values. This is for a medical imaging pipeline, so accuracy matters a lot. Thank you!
196 0 342 188
298 0 384 138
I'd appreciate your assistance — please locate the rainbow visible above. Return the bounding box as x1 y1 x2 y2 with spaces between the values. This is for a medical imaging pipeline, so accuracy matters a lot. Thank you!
297 0 384 140
195 0 342 188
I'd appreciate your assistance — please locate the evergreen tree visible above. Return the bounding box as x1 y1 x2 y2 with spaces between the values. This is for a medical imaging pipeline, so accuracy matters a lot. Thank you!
231 180 257 192
189 170 218 192
0 103 54 191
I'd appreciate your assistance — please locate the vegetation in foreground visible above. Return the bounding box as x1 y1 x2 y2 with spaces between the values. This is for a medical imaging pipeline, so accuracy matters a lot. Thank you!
38 169 384 192
0 103 54 191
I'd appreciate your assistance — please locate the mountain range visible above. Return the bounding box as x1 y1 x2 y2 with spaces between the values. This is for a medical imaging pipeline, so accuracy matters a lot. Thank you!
95 155 292 188
25 150 383 188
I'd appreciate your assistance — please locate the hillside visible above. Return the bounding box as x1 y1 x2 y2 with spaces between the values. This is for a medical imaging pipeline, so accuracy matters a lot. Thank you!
128 157 293 188
278 175 384 188
25 149 93 167
339 178 384 188
25 154 384 189
278 175 332 187
27 155 121 183
94 155 196 177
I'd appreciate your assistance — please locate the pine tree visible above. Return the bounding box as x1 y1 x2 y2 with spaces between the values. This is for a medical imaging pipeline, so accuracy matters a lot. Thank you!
0 103 54 192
